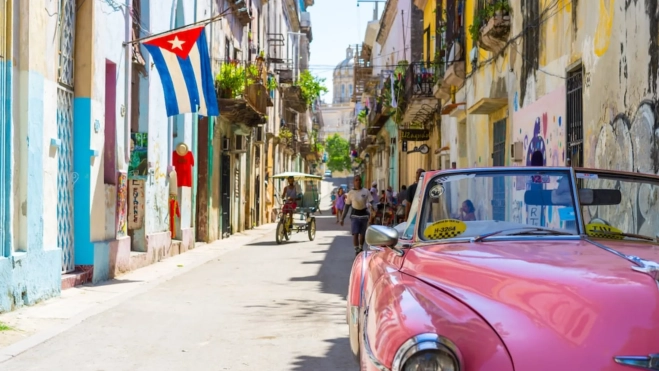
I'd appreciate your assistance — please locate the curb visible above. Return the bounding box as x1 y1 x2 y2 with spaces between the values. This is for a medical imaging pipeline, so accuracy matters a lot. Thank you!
0 223 277 364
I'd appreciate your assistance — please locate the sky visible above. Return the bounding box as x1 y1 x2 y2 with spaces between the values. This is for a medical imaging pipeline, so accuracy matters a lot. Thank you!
307 0 384 102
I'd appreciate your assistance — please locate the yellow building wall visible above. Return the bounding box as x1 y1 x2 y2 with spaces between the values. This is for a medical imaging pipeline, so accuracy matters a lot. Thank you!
422 0 437 61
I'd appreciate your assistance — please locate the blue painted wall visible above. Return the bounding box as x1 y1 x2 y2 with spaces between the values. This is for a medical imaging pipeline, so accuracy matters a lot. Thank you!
0 71 61 313
0 60 11 258
73 97 93 265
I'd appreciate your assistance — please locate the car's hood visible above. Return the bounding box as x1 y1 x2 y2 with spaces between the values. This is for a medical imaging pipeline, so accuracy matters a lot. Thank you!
402 239 659 370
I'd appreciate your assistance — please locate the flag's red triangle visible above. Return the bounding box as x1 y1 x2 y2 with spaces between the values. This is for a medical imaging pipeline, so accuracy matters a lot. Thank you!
143 26 204 59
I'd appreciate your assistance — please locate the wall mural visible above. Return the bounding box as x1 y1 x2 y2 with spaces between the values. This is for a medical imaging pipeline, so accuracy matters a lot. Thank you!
590 100 659 236
511 85 567 228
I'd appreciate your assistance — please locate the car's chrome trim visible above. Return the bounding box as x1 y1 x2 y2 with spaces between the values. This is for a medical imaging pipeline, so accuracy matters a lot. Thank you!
362 307 391 371
391 333 462 371
359 249 368 308
348 305 360 361
614 354 659 370
568 167 587 235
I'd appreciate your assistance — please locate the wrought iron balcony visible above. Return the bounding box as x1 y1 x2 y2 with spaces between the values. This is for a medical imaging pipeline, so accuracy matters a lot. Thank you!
404 62 441 102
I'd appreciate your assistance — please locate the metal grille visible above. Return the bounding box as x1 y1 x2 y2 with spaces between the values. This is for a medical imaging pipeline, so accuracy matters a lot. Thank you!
57 0 76 88
492 118 507 221
566 68 583 168
57 89 75 273
58 0 76 273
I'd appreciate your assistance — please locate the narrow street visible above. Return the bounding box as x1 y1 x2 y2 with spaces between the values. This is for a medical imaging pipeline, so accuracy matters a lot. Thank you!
0 180 356 371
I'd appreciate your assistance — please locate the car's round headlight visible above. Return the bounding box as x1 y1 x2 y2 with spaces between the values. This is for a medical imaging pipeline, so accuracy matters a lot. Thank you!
403 350 458 371
392 334 462 371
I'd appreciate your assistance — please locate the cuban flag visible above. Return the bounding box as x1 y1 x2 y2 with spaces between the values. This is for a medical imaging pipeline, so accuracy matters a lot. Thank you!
142 26 219 117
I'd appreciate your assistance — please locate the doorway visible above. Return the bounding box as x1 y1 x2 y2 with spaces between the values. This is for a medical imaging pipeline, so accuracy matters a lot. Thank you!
220 154 231 237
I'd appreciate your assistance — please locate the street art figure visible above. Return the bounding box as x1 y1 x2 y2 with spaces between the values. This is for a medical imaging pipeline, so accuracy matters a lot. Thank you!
526 117 546 166
526 117 546 227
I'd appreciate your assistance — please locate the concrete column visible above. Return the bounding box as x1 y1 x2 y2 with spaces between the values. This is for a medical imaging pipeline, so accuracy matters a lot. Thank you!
72 0 95 266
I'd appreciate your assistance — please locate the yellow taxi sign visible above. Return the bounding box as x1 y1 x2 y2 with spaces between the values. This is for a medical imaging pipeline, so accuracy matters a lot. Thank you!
424 219 467 240
585 222 624 240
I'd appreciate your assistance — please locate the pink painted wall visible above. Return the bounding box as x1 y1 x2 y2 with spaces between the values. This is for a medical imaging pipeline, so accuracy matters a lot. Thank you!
512 85 567 167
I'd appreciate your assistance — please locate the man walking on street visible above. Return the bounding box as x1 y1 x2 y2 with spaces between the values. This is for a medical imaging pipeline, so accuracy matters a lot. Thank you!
340 175 373 255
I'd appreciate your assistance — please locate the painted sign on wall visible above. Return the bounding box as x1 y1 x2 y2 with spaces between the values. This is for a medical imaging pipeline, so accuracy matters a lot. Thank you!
116 171 128 237
400 129 430 141
128 179 145 230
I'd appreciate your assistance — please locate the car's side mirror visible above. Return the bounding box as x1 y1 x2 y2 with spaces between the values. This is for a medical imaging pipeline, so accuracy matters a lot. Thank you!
366 225 399 248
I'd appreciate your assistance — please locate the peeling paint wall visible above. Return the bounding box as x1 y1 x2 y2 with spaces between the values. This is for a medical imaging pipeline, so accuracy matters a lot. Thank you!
457 0 659 174
0 0 61 313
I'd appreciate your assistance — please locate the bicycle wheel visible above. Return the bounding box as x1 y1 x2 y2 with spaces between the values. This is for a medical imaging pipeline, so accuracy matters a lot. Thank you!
276 220 286 244
307 218 316 241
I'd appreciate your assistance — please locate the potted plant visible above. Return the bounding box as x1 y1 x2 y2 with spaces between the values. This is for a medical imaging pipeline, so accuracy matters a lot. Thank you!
215 61 245 98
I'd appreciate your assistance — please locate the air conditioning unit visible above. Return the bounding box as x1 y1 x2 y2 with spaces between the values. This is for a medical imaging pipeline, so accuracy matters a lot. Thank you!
511 141 523 162
234 135 247 152
254 127 265 143
222 136 230 151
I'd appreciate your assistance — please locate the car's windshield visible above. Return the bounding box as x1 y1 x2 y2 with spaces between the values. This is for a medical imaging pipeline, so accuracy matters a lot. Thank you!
577 171 659 242
418 169 579 241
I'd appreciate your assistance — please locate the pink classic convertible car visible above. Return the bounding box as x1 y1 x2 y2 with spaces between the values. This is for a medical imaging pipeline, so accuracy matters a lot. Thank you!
347 166 659 371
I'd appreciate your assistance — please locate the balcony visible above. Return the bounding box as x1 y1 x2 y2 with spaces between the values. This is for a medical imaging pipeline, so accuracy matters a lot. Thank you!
215 60 272 126
367 102 390 136
283 85 308 113
358 136 375 154
353 44 372 102
435 41 466 101
226 0 252 26
476 2 511 54
300 12 313 42
401 62 442 125
267 33 286 64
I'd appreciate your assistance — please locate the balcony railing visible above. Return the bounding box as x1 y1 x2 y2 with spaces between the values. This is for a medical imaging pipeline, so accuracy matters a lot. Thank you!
404 62 442 102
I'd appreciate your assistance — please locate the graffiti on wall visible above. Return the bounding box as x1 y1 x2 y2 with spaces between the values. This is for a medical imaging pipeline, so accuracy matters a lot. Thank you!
128 179 145 230
590 100 659 236
513 85 567 173
512 85 567 227
116 172 127 237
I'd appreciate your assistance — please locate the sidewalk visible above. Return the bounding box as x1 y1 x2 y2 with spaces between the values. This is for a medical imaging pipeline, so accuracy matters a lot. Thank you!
0 223 277 363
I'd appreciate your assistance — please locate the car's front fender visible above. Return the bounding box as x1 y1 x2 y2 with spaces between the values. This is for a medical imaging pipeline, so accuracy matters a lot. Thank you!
363 271 514 371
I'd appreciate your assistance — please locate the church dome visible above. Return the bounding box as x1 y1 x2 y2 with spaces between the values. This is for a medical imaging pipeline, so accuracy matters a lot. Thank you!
334 47 355 77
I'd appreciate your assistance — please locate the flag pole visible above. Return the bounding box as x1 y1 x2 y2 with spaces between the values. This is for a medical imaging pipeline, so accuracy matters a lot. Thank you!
123 7 237 46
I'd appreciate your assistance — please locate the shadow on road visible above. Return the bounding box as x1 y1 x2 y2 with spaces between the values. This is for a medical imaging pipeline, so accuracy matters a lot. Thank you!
289 211 353 299
288 205 356 370
290 337 353 371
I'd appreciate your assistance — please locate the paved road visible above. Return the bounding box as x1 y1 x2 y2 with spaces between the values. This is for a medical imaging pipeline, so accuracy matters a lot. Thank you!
2 180 357 371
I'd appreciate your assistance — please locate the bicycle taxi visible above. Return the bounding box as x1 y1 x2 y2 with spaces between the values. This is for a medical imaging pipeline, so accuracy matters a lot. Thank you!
272 171 321 244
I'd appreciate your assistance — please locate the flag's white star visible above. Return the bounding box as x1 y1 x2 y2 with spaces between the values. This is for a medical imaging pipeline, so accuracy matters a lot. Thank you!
168 36 185 50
